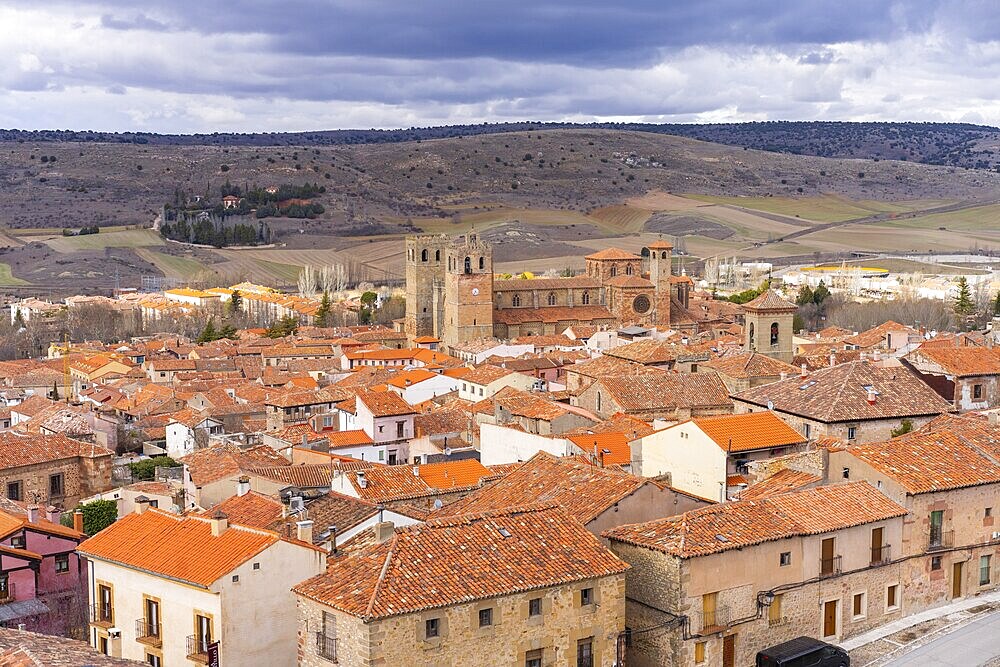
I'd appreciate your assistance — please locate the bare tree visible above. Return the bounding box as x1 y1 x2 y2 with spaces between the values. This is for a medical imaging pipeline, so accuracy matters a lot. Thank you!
297 265 317 298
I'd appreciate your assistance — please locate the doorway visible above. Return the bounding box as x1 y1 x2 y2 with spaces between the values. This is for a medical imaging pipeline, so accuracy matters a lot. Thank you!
722 634 736 667
823 600 838 638
953 561 964 599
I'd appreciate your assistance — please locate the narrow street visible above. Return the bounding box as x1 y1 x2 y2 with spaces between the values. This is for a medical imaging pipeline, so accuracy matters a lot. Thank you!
883 610 1000 666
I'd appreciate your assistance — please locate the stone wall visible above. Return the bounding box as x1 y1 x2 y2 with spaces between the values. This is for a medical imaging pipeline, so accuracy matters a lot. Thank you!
0 458 85 508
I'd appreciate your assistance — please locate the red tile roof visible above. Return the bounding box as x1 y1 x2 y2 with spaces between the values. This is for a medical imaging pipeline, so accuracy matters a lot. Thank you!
492 305 615 326
0 432 112 469
739 469 822 501
293 504 628 620
327 430 375 449
703 352 800 379
565 432 632 466
598 370 731 413
689 411 806 453
180 444 289 485
356 389 415 417
585 248 641 260
741 289 797 312
197 491 285 529
910 346 1000 377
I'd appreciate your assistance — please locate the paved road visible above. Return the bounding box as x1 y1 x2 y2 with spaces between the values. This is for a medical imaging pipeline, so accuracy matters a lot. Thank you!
885 610 1000 666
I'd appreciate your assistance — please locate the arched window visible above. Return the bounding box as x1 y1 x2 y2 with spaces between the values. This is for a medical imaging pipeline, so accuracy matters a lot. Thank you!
661 251 668 259
408 249 413 261
547 292 556 306
770 322 779 346
610 266 618 277
597 391 602 412
421 249 428 262
512 294 521 307
464 256 471 274
435 249 440 261
749 323 756 350
641 247 650 258
626 264 633 276
479 256 485 270
581 291 590 305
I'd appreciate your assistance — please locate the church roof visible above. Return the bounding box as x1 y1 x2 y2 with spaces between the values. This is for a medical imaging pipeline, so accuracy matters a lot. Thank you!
742 289 797 312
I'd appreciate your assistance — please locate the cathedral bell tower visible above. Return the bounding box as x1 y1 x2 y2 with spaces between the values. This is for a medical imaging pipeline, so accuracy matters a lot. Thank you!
442 234 494 351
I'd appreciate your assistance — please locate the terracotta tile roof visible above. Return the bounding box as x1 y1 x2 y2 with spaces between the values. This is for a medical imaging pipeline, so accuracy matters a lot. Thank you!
817 325 854 339
703 352 800 379
605 339 704 365
566 354 647 380
494 276 602 291
734 361 952 423
566 413 656 440
197 491 285 529
844 414 1000 494
385 369 439 389
493 305 615 325
794 348 863 371
245 464 334 489
462 364 516 386
414 409 470 436
356 389 415 417
181 444 289 486
585 248 641 260
11 395 58 418
412 336 440 344
492 386 574 421
327 430 375 449
910 346 1000 377
293 504 628 620
739 469 822 500
844 321 916 349
0 432 112 469
604 481 907 558
344 460 493 503
417 459 491 489
0 628 146 666
566 432 632 466
79 508 285 587
265 386 351 408
437 451 649 524
689 411 807 453
511 334 581 348
603 275 654 289
146 358 197 371
0 509 84 542
599 370 732 413
741 289 798 312
274 491 378 543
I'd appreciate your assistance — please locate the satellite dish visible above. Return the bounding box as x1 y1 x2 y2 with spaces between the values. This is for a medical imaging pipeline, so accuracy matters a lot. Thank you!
472 288 480 296
767 400 774 410
433 499 443 510
444 447 452 456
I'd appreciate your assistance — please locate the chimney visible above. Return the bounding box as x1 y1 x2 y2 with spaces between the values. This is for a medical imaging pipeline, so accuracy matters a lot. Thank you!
780 372 787 381
210 509 228 537
328 525 338 554
73 509 84 533
356 470 368 489
375 520 395 544
301 434 308 447
872 350 881 362
134 495 150 515
296 519 314 544
829 353 836 368
45 505 61 525
860 352 867 361
236 475 251 497
26 506 39 523
412 465 420 477
990 412 1000 426
800 363 808 378
867 389 877 405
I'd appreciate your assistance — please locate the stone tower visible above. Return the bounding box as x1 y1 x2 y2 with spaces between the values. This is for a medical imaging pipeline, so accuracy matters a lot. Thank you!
443 234 494 350
742 289 797 363
404 235 448 344
644 240 673 326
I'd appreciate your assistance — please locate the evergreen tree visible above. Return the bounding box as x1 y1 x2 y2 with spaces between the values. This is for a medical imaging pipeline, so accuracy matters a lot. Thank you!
228 290 243 316
812 280 831 305
219 323 238 340
197 318 218 343
265 315 299 339
795 285 814 306
954 277 975 316
315 292 332 327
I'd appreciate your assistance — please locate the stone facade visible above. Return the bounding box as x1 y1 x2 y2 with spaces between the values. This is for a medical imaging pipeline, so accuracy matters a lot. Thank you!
296 574 627 667
732 400 940 444
0 453 112 509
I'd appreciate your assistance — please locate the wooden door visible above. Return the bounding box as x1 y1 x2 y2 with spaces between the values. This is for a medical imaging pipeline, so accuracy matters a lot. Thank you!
823 600 838 637
953 561 964 599
722 634 736 667
821 537 835 574
871 527 884 563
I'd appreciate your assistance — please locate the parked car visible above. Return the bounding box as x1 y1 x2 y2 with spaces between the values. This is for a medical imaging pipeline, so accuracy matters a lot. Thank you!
756 636 850 667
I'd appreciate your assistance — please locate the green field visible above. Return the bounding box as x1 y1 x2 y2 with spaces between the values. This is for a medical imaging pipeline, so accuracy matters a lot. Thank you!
134 249 215 281
881 204 1000 232
42 229 164 252
0 263 28 286
685 194 951 224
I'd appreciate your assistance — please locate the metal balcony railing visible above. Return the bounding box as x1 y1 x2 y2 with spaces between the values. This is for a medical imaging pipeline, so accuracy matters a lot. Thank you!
186 634 210 664
315 632 338 662
870 543 892 566
135 619 161 647
697 605 731 633
928 528 954 551
819 555 843 578
90 603 113 627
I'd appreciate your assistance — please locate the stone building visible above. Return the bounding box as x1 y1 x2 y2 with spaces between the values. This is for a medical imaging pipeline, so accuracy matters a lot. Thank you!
404 234 691 349
293 504 629 667
0 431 113 509
605 482 908 667
903 346 1000 412
742 289 797 363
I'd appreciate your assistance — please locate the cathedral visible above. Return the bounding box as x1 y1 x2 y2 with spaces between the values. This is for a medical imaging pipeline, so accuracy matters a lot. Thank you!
404 234 693 350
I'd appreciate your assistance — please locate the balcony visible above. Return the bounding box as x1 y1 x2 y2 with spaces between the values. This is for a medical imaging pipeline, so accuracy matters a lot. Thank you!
697 605 730 634
315 632 338 662
186 635 210 664
135 619 162 648
819 555 842 578
870 544 892 566
0 583 14 604
928 528 954 552
90 603 113 628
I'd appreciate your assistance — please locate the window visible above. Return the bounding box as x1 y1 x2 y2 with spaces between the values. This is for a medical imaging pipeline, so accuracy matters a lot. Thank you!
580 587 593 606
425 618 439 638
847 426 857 440
626 264 633 276
54 553 70 574
547 292 556 306
421 249 428 262
97 584 113 624
478 607 493 627
596 391 602 412
768 593 783 626
987 507 993 518
462 383 467 392
396 421 405 438
694 641 706 664
6 481 21 501
981 555 992 586
512 294 521 307
577 638 593 667
10 534 24 549
842 467 850 479
146 654 162 667
49 473 64 498
253 562 260 570
194 614 212 655
529 597 542 617
99 636 109 655
0 573 9 599
770 322 779 346
464 256 471 274
931 556 942 571
232 575 239 582
779 552 791 566
479 387 483 396
852 592 867 619
974 383 983 399
610 266 617 277
526 649 543 667
886 584 899 610
930 510 944 547
581 291 590 305
435 249 440 262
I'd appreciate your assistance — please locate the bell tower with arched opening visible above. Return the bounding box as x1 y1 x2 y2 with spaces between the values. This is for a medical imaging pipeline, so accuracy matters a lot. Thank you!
742 289 797 363
443 234 494 350
643 240 673 326
404 235 448 344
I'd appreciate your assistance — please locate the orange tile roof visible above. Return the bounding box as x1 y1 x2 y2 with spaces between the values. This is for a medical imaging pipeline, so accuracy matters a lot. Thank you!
412 336 440 344
703 352 800 379
739 469 822 501
327 430 375 449
565 432 632 466
0 432 113 469
741 289 797 312
293 504 628 620
585 248 641 260
605 481 906 558
911 346 1000 377
461 364 516 385
690 411 806 453
416 459 491 489
180 443 290 485
437 451 649 524
598 370 731 413
0 509 84 542
79 508 287 586
566 412 656 440
344 460 493 503
197 491 285 529
385 369 438 389
844 320 916 349
356 389 415 417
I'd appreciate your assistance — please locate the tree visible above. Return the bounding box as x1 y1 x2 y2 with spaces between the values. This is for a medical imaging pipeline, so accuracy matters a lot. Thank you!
50 381 59 401
812 280 831 305
196 318 218 343
954 277 975 317
60 499 118 536
227 290 243 316
795 285 815 306
266 315 299 339
360 291 378 308
891 419 914 438
315 292 332 327
127 456 179 481
993 291 1000 316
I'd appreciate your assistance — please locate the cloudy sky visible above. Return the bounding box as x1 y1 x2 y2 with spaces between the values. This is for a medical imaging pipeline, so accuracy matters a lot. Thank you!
2 1 999 133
